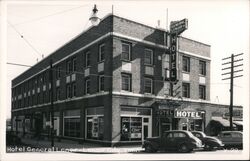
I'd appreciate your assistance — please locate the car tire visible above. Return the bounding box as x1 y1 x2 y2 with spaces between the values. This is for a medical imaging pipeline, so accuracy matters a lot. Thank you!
145 144 156 153
178 144 190 153
204 144 213 151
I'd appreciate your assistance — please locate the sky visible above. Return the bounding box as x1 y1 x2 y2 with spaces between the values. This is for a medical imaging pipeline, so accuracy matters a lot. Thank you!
3 0 249 119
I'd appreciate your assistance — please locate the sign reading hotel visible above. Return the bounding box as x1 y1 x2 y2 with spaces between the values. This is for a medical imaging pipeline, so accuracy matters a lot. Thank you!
169 18 188 82
174 110 203 119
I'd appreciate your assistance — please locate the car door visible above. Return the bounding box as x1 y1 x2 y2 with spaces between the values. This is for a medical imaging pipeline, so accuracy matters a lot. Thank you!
163 132 175 150
231 132 242 146
220 132 232 145
174 132 188 149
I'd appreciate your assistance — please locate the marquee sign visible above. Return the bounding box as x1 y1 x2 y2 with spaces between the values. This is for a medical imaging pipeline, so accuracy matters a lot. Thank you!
174 110 203 119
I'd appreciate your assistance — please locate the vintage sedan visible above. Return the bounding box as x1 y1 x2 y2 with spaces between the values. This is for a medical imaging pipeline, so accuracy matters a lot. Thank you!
217 131 243 149
191 131 224 150
142 130 203 153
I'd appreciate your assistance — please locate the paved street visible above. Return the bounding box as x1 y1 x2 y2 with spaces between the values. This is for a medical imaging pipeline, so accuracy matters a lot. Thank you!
3 149 244 161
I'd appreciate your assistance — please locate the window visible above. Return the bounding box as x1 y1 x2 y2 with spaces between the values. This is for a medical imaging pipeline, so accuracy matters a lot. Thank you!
173 132 187 138
85 51 90 67
199 85 206 100
85 78 90 94
99 75 104 91
56 66 61 79
99 44 105 62
122 74 131 91
121 43 131 61
42 92 45 103
66 60 72 74
144 49 153 65
64 118 80 137
199 60 206 75
182 83 190 98
66 84 71 98
72 58 77 72
121 117 142 141
144 77 153 94
86 107 104 140
72 83 76 97
56 88 60 101
37 93 40 104
182 56 190 72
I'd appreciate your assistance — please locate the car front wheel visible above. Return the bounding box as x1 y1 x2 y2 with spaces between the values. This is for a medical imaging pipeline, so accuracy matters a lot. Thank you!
145 144 156 153
178 144 190 153
204 144 213 151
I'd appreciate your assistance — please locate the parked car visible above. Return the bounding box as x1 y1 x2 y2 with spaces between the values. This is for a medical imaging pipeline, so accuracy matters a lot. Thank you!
142 130 203 153
217 131 242 149
6 130 22 145
191 131 224 151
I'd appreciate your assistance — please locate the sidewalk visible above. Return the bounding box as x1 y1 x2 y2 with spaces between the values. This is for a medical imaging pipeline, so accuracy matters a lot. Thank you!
20 137 144 154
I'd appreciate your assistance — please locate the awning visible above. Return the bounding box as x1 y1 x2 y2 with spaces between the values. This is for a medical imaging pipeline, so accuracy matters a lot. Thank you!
211 117 236 127
233 121 243 126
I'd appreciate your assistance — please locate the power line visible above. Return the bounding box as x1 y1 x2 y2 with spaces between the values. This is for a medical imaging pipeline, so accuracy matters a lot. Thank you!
13 5 90 26
7 21 43 58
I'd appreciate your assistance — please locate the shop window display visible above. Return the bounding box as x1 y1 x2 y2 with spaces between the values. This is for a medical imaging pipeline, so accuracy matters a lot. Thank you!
87 116 104 140
121 117 142 141
86 107 104 140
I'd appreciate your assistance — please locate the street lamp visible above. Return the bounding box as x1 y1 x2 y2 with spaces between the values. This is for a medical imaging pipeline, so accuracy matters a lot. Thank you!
89 4 100 26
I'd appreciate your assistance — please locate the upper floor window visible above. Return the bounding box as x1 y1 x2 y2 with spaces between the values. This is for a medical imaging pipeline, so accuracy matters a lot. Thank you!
56 66 61 79
99 44 105 62
144 77 153 94
121 43 131 61
199 85 206 100
72 58 77 72
72 83 76 97
56 88 60 101
99 75 105 91
199 60 206 76
144 49 153 65
121 73 131 91
85 78 90 94
182 83 190 98
85 51 91 67
66 60 72 74
66 84 71 98
182 56 190 72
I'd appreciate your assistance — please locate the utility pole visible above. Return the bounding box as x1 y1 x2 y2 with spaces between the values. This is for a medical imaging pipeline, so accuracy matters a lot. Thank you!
222 53 243 130
49 59 54 147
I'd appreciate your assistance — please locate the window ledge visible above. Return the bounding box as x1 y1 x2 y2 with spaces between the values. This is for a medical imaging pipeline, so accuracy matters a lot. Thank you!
182 71 190 74
121 59 131 63
198 74 206 77
144 64 155 67
98 60 105 64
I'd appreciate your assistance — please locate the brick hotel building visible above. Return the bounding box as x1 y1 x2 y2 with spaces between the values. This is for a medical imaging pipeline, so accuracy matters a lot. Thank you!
11 14 242 146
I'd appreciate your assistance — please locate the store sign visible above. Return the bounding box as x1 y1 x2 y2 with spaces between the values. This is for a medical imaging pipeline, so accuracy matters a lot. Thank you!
174 110 203 119
156 109 175 118
170 18 188 35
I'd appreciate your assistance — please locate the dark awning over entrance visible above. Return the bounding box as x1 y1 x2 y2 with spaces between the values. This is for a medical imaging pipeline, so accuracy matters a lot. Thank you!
211 117 236 127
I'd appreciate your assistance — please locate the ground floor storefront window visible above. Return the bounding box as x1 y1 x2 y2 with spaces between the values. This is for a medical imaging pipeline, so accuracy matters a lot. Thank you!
121 117 142 141
86 107 104 140
64 110 80 137
120 106 152 141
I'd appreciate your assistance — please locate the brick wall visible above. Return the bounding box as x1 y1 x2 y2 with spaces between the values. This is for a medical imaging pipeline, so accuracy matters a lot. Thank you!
178 36 210 58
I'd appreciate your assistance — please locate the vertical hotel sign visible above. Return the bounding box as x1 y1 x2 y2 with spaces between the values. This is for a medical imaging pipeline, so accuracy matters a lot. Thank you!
169 18 188 82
